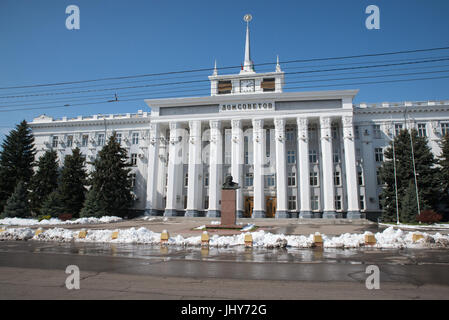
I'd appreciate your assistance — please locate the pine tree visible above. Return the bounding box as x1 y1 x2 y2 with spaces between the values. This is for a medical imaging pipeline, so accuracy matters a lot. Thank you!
56 148 87 218
438 133 449 210
1 181 31 218
40 190 65 218
81 132 133 217
29 150 59 215
79 188 106 218
400 181 419 223
380 129 440 223
0 120 35 212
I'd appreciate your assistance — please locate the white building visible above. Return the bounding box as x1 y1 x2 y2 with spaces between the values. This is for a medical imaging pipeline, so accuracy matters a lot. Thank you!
30 17 449 220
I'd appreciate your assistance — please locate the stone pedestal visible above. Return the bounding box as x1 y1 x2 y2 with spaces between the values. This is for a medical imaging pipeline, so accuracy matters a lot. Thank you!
221 189 236 226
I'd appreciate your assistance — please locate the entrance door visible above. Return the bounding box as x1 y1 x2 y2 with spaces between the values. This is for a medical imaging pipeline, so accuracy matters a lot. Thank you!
244 196 254 218
265 196 277 218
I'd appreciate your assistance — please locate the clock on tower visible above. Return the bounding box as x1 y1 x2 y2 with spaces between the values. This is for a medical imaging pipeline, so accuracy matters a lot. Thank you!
240 79 255 93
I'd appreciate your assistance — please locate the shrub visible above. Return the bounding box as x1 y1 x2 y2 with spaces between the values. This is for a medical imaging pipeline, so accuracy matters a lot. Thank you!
38 215 52 222
416 210 442 224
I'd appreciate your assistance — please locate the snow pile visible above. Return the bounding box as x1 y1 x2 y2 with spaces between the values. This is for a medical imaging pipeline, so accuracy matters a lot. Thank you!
0 225 448 249
0 216 122 226
241 223 256 232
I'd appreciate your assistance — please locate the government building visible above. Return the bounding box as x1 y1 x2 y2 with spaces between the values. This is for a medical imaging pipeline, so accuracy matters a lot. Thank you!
29 16 449 220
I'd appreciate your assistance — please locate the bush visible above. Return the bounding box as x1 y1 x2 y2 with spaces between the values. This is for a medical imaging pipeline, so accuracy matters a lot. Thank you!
416 210 443 224
38 215 52 222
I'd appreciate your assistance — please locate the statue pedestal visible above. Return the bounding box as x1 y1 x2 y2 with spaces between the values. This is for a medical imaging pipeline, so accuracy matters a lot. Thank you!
220 189 237 227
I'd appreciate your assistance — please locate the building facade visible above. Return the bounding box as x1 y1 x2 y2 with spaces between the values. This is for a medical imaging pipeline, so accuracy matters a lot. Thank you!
30 18 449 220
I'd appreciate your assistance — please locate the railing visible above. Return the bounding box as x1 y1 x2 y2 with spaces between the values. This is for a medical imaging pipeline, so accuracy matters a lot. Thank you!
356 100 449 109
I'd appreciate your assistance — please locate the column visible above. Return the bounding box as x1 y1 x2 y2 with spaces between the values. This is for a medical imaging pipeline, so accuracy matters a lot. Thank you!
145 122 160 216
186 120 202 217
297 117 313 218
274 118 288 218
231 119 244 218
156 127 168 214
343 116 361 219
252 119 266 218
207 120 222 217
164 122 183 217
320 116 336 218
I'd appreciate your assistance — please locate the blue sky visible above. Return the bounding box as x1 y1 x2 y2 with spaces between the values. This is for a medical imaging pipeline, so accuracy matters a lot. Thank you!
1 0 449 143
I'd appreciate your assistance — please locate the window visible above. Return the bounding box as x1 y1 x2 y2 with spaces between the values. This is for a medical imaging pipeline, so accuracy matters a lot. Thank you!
245 173 253 187
442 123 449 136
266 174 275 187
288 196 296 211
309 150 318 163
184 173 188 187
97 134 105 146
288 172 296 186
244 152 249 165
131 153 137 166
82 135 88 147
310 171 318 186
354 126 360 139
394 124 403 136
331 125 338 139
373 124 381 139
333 151 340 163
286 129 294 141
308 125 317 140
225 152 231 165
287 150 296 164
376 169 382 185
334 195 342 211
375 148 383 162
334 171 341 186
52 136 58 148
116 133 122 144
261 78 275 92
204 196 209 210
218 80 232 94
357 170 364 186
360 195 365 211
66 135 73 147
311 195 319 211
130 173 136 188
132 133 139 145
417 123 427 137
204 173 209 187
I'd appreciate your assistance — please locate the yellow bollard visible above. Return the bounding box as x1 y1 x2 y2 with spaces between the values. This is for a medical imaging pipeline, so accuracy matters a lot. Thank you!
78 229 87 239
160 230 169 245
244 233 253 247
0 227 6 233
201 231 210 247
35 228 43 236
364 233 377 246
412 233 424 242
111 231 119 240
313 232 323 248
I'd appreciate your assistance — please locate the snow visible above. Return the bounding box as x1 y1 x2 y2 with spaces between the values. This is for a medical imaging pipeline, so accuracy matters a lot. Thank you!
1 225 448 249
379 222 449 230
240 224 256 232
194 225 206 230
0 216 122 226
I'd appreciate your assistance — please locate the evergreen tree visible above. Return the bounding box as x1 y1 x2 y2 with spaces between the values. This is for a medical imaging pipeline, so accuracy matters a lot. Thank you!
0 120 35 212
1 181 31 218
79 188 106 218
56 148 87 218
40 190 65 218
438 133 449 210
29 150 59 215
400 181 419 223
380 129 440 223
81 132 133 217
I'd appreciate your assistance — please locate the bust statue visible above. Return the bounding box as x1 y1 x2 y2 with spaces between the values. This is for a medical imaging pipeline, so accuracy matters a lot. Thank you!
222 175 240 190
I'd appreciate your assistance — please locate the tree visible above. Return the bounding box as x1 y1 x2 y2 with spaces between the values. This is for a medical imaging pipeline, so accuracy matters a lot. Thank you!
1 181 31 218
29 150 59 215
380 129 440 223
56 148 87 218
0 120 35 212
79 188 106 218
81 132 133 217
438 133 449 211
40 190 65 218
400 181 419 223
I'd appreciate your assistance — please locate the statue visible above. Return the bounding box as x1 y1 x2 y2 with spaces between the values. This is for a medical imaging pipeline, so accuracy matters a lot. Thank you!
222 175 240 190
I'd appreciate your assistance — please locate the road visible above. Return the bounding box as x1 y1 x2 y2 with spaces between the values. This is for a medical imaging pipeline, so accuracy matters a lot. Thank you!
0 241 448 299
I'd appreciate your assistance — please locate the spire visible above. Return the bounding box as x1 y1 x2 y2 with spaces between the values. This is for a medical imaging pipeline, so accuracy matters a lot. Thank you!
276 55 282 72
212 59 218 76
241 14 254 73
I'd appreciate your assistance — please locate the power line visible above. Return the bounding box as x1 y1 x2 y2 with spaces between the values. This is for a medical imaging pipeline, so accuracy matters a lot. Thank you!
1 45 449 90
